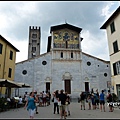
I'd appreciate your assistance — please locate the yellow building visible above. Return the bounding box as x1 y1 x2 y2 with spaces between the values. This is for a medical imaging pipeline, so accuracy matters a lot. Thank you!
100 6 120 99
0 35 19 97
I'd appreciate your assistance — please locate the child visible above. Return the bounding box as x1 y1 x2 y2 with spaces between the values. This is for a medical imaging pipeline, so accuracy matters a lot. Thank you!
87 94 92 110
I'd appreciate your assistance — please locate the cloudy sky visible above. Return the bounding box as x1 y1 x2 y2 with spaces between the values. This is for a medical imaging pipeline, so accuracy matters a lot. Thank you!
0 1 119 63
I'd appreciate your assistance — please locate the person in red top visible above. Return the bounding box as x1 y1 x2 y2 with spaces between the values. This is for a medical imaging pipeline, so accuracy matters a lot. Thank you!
107 90 113 112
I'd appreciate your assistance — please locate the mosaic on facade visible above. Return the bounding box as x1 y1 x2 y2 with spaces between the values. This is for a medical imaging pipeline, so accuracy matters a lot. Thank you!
53 29 79 49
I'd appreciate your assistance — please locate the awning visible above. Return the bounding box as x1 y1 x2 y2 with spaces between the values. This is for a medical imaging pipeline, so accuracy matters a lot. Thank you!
16 82 31 88
0 79 22 88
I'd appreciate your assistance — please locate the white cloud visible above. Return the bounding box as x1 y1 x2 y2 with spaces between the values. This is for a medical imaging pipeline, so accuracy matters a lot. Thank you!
3 36 28 63
81 30 110 61
100 1 119 20
101 2 113 18
15 40 28 63
0 1 119 63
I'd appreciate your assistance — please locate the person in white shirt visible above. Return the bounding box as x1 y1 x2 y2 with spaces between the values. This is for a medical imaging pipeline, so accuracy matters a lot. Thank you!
7 96 11 108
19 96 23 104
7 97 11 102
42 91 47 106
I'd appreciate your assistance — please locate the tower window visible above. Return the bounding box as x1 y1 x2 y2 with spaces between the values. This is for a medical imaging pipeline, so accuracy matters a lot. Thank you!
32 40 37 43
61 52 63 58
32 52 36 57
71 52 73 58
32 34 37 38
32 47 36 52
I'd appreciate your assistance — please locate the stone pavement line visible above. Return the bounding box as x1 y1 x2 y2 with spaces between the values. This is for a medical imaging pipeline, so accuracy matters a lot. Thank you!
0 102 120 119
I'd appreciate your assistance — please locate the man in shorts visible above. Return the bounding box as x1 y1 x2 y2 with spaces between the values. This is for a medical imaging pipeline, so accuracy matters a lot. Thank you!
80 92 86 110
58 89 67 119
99 90 105 112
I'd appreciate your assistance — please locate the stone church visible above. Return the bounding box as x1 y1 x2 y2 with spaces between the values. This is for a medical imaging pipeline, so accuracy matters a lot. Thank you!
13 23 111 98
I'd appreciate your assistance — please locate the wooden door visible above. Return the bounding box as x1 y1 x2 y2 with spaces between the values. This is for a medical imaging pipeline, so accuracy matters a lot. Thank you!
65 80 71 94
85 82 89 92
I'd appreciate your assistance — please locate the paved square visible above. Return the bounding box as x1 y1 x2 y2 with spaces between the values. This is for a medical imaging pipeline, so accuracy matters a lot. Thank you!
0 102 120 119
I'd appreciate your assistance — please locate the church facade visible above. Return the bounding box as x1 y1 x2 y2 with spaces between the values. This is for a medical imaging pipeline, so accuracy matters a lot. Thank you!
13 23 111 98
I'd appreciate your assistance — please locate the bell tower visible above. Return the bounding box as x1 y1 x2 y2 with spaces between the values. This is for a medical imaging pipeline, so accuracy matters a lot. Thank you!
28 26 41 59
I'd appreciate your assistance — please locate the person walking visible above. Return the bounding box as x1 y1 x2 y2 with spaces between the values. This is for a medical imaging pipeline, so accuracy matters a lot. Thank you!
53 90 59 114
107 90 113 112
91 93 96 110
24 91 39 119
42 91 47 107
58 89 67 119
99 90 105 112
87 94 92 110
80 92 86 110
48 91 51 105
34 90 39 114
38 92 43 107
95 89 100 109
24 91 29 103
65 92 71 116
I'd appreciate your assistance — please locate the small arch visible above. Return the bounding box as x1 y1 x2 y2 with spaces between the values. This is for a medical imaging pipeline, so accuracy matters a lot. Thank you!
62 72 72 80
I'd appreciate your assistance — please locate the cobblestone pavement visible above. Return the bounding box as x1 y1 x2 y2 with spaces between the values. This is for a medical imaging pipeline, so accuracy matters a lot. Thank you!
0 102 120 119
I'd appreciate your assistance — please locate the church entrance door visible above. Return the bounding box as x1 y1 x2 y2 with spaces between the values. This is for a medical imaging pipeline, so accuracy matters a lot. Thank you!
46 82 50 92
85 82 89 92
65 80 71 94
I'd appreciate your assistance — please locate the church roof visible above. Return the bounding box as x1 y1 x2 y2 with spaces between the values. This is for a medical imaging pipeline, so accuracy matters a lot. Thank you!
16 51 110 65
50 23 82 33
15 52 50 64
82 52 110 63
100 6 120 29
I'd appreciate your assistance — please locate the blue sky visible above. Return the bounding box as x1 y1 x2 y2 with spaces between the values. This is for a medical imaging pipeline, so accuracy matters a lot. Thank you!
0 1 119 63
